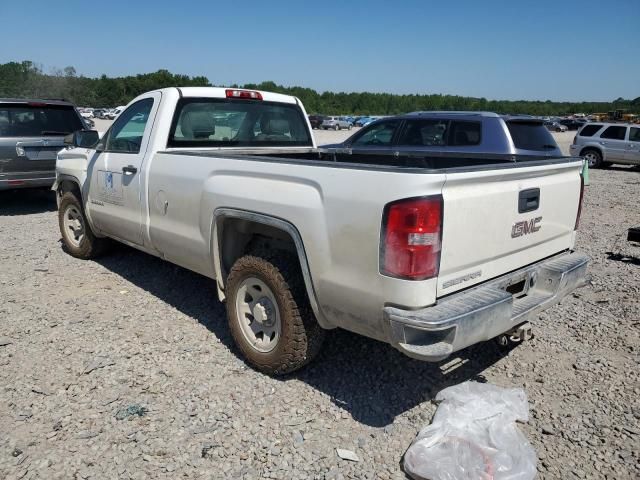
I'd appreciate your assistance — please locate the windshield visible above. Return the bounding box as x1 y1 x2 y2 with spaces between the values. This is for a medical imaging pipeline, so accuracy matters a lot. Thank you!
168 98 312 148
0 104 84 137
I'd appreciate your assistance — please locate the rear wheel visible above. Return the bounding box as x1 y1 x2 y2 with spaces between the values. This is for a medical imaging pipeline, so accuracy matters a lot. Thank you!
58 191 109 259
582 149 602 168
226 252 325 375
334 125 339 131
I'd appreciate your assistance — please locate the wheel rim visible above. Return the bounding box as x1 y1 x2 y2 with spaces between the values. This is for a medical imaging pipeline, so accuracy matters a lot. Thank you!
63 205 85 247
235 277 281 353
584 152 599 167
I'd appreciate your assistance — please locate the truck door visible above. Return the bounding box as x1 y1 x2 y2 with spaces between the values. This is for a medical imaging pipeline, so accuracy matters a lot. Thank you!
87 92 161 245
624 127 640 165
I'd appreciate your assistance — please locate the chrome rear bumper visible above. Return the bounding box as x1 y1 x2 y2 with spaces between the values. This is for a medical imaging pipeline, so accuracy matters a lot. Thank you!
0 172 55 190
384 251 589 361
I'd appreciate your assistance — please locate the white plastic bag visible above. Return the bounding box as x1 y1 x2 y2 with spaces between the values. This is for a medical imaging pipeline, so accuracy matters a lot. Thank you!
404 382 537 480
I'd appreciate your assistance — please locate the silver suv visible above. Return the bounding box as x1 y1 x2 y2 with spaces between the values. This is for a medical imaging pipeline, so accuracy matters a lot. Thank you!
0 99 85 190
321 116 352 130
569 122 640 168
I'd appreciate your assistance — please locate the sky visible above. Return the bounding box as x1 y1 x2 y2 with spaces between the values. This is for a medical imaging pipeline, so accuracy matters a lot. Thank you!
1 0 638 102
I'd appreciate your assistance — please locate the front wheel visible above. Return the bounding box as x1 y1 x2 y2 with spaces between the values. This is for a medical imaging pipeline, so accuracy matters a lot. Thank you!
58 191 109 259
582 149 602 168
226 252 325 375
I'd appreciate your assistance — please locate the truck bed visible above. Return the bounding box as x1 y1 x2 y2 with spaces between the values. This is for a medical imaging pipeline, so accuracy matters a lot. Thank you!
162 147 578 172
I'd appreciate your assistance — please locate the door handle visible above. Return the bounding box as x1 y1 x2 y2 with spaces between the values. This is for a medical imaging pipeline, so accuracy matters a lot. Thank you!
122 165 137 175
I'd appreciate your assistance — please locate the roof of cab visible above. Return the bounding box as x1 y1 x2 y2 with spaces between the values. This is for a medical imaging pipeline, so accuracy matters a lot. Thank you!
173 87 299 105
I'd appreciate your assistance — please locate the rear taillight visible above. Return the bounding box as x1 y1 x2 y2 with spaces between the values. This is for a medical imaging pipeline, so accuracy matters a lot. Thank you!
381 196 443 280
575 173 584 230
225 89 263 100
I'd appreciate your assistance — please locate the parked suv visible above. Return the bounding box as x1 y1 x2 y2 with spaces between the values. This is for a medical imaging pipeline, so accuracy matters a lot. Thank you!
544 121 568 132
0 99 85 190
308 115 326 129
559 119 586 131
569 122 640 168
322 111 563 157
322 116 352 130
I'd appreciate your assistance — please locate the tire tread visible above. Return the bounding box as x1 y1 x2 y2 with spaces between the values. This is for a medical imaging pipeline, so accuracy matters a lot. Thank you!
226 250 325 375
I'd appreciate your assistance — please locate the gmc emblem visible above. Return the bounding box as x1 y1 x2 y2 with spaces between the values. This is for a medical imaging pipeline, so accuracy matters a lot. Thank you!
512 216 542 238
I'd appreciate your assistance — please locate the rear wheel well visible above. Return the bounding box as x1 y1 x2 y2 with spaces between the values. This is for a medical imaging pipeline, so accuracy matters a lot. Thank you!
218 217 299 282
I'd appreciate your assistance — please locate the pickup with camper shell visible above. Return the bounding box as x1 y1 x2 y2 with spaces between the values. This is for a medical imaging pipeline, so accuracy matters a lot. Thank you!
55 87 588 374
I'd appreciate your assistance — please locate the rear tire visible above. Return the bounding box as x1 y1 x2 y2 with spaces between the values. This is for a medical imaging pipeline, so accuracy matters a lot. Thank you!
58 191 109 259
582 148 603 168
226 252 325 375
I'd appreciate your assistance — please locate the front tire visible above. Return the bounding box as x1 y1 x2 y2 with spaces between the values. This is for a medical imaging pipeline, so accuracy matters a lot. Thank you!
58 191 109 259
582 149 603 168
226 252 325 375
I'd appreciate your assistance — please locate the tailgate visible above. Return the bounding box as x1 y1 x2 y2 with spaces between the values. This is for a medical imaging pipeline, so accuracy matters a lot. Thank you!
437 160 582 296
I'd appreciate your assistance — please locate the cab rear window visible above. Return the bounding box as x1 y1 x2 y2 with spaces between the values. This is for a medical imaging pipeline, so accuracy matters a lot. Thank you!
0 104 83 137
168 98 312 148
506 121 558 152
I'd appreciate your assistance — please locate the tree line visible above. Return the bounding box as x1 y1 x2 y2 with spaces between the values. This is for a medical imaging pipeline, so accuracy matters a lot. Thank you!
1 60 638 116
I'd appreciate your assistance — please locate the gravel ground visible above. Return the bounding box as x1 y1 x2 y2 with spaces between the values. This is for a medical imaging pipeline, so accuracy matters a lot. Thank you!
0 136 638 480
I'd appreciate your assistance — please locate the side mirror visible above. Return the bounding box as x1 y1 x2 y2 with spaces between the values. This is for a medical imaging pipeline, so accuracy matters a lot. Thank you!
64 130 100 149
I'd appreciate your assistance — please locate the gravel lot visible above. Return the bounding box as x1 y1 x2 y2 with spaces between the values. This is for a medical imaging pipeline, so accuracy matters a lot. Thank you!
0 129 638 480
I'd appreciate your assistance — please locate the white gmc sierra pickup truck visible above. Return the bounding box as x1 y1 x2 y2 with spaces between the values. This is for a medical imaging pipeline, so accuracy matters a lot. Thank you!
55 87 588 374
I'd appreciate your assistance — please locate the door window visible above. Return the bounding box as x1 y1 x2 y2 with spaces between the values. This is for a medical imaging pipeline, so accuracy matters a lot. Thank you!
449 121 481 146
599 126 627 140
398 120 448 146
629 127 640 142
351 121 399 147
103 98 154 153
